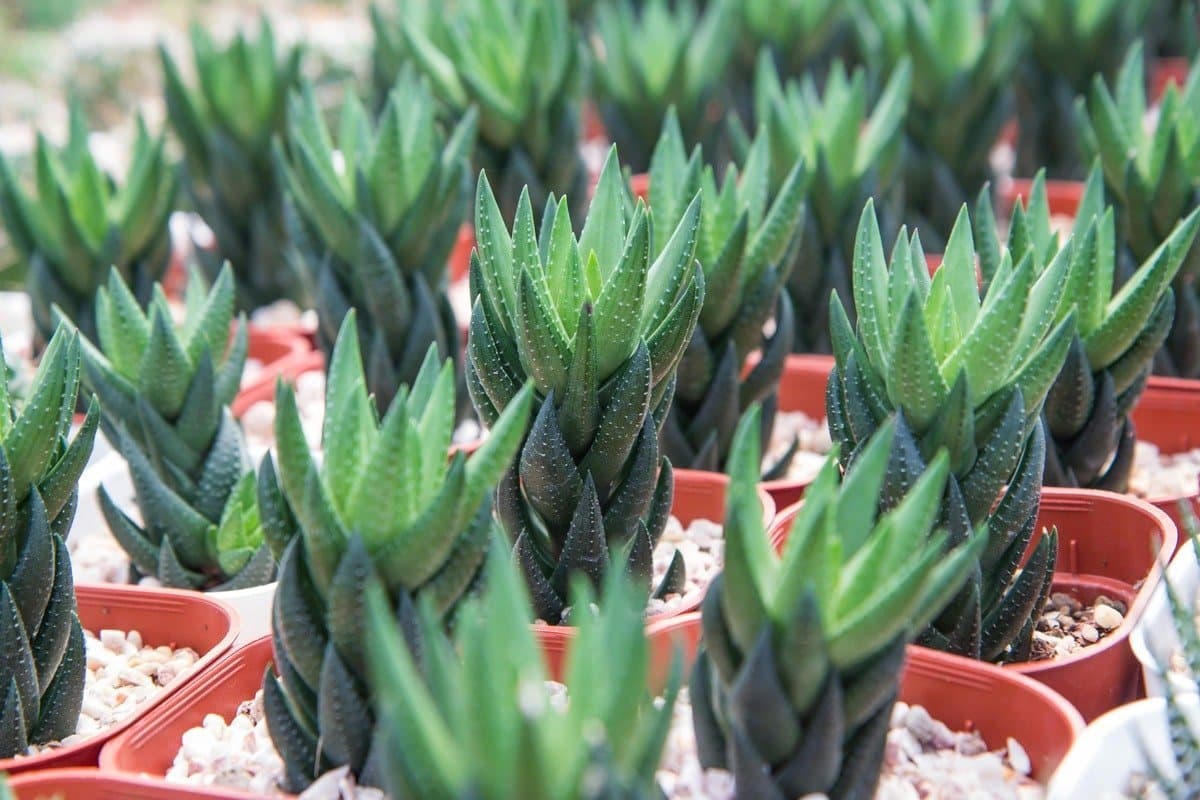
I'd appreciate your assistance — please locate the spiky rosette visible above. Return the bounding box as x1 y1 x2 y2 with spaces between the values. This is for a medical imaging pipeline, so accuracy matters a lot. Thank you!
366 532 677 800
260 313 532 791
398 0 586 222
0 105 175 348
1076 44 1200 377
1000 170 1200 491
1014 0 1149 178
77 266 272 591
732 0 857 86
692 408 982 800
828 201 1079 661
0 327 98 757
279 74 474 413
466 149 705 623
732 54 910 354
161 18 305 310
591 0 737 173
856 0 1021 247
649 111 806 474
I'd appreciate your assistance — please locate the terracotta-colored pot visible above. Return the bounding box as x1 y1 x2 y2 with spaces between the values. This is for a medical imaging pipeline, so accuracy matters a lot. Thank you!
1131 375 1200 549
229 348 325 418
2 584 237 775
535 469 776 666
9 768 248 799
101 636 274 796
236 326 315 410
772 487 1175 721
761 354 834 510
996 178 1085 221
1152 57 1192 102
902 646 1083 782
630 172 649 201
448 223 474 285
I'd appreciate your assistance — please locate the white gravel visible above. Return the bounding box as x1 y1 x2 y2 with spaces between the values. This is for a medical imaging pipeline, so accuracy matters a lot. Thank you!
645 516 723 619
765 410 834 485
25 628 198 756
1130 442 1200 500
657 692 1042 800
167 690 285 795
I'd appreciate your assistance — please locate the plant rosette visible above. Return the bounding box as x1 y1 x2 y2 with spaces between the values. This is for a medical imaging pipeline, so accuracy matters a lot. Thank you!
0 584 236 775
654 638 1083 798
1131 539 1200 699
772 487 1175 722
1045 696 1200 799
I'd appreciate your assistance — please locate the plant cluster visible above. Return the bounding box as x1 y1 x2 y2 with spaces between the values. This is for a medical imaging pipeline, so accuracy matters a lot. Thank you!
467 149 704 622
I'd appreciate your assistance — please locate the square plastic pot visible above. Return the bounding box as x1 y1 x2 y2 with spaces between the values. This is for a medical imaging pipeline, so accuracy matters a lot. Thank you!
1 584 237 775
9 768 253 799
1131 375 1200 551
772 487 1176 721
232 331 320 418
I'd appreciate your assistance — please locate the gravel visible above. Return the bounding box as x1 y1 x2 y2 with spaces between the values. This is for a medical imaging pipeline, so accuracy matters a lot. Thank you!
644 516 723 619
167 690 285 795
1130 442 1200 500
765 410 834 484
657 691 1042 800
1031 592 1126 661
25 628 198 756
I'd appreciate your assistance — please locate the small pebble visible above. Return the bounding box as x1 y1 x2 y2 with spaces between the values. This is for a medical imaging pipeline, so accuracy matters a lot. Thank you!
1093 603 1125 631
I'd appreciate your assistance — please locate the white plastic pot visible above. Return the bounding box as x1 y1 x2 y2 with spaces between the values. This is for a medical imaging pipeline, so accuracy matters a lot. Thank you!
1131 543 1199 698
209 581 276 646
1047 696 1200 798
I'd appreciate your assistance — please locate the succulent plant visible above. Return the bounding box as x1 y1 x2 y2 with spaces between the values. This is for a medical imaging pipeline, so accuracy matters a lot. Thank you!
691 407 982 799
466 149 705 623
1076 44 1200 377
0 326 98 757
649 111 806 474
366 527 677 800
1014 0 1151 178
160 19 305 311
1000 169 1200 491
261 313 532 791
0 105 175 348
827 200 1079 661
399 0 586 223
731 0 858 86
857 0 1023 247
78 266 271 591
367 0 442 110
590 0 737 173
279 75 474 413
733 54 910 354
1145 0 1200 60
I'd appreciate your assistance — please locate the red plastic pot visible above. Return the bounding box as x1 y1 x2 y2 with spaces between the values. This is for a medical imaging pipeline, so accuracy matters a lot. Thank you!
229 348 325 418
631 172 649 201
902 647 1083 782
1 584 237 775
761 354 834 510
236 326 314 407
9 768 252 799
771 487 1175 721
997 178 1085 222
536 469 776 667
101 636 273 796
448 223 474 285
1152 57 1191 102
1131 375 1200 546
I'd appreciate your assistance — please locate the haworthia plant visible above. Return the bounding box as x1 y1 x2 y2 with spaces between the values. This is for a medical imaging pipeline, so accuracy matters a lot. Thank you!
827 201 1076 661
0 105 175 348
1145 0 1200 60
692 408 983 800
78 266 273 591
1014 0 1151 178
260 313 532 791
591 0 737 173
998 169 1200 491
731 0 858 87
649 111 806 474
732 54 910 353
160 18 306 311
466 148 705 623
279 74 474 413
398 0 586 223
366 533 677 800
0 326 98 757
367 0 441 110
1076 43 1200 377
856 0 1023 247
